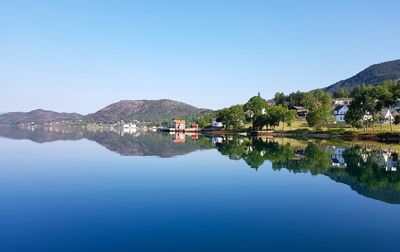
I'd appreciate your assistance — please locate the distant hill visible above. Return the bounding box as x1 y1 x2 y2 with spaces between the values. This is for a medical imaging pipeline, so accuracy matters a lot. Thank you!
0 109 83 125
323 59 400 93
85 99 212 123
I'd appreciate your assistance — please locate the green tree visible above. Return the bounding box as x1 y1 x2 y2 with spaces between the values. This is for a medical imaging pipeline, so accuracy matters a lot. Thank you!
243 95 267 129
217 105 245 130
346 86 378 131
306 90 333 129
274 92 287 106
284 109 296 130
333 88 349 98
258 106 287 130
395 115 400 125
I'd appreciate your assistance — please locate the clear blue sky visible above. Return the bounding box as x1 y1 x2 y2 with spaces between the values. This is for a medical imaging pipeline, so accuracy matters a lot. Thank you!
1 0 399 114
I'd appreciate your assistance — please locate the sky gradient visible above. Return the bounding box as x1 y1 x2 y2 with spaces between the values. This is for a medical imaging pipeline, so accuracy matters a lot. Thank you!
1 0 399 114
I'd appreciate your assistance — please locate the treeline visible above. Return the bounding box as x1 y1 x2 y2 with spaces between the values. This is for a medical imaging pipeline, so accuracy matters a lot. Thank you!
197 79 400 132
274 89 333 129
345 80 400 131
197 89 335 130
197 94 297 130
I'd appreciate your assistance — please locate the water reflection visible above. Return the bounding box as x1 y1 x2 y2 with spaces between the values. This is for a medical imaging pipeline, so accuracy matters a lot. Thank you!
0 126 213 157
1 126 400 204
215 137 400 204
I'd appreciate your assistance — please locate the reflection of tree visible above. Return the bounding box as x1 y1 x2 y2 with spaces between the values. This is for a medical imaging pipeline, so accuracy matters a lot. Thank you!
301 143 332 175
216 138 249 160
272 143 331 175
0 127 215 158
216 138 295 170
216 137 400 204
3 126 400 204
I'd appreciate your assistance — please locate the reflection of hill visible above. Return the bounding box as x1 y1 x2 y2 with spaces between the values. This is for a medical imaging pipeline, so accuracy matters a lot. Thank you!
85 131 214 157
326 170 400 204
0 126 214 158
0 126 85 143
2 126 400 204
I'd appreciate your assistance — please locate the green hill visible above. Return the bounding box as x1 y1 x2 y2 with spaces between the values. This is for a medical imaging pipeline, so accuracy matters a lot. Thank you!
0 109 83 125
323 59 400 93
85 99 212 124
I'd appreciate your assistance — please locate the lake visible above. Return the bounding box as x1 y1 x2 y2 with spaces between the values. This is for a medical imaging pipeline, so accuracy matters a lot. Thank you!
1 127 400 252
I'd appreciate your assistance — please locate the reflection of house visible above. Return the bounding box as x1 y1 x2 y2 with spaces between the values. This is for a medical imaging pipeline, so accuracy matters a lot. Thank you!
173 133 186 143
123 123 136 129
211 136 223 145
212 119 223 128
379 109 394 123
290 106 309 117
333 106 349 123
330 147 347 168
377 149 398 171
174 120 186 130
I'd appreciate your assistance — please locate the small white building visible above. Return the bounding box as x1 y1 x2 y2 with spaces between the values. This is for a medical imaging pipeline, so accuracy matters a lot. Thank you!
123 123 136 129
333 105 349 123
212 118 223 128
380 109 394 123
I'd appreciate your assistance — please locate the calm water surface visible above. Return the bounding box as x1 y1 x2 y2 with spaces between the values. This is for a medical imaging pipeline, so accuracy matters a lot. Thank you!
0 127 400 251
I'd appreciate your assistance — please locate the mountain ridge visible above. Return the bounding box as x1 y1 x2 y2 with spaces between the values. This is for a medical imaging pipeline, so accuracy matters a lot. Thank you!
85 99 211 123
0 109 84 125
0 99 212 125
323 59 400 93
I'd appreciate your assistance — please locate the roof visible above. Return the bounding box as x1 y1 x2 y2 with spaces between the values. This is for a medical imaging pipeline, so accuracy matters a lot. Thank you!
290 106 308 111
380 108 392 116
333 105 348 112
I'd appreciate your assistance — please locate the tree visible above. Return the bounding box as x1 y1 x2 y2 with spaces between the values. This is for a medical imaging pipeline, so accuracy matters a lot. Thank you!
284 109 296 130
305 90 333 129
274 92 287 106
346 86 378 131
243 95 267 129
256 106 287 130
306 109 325 129
333 88 349 98
217 105 245 130
394 115 400 125
195 112 216 128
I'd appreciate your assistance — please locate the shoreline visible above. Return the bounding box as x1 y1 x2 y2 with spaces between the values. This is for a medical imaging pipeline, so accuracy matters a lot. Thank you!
201 129 400 143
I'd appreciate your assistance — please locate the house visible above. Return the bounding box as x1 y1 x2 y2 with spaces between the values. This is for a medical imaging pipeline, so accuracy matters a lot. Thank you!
212 118 224 128
174 119 186 130
333 105 349 123
290 106 309 117
379 109 394 123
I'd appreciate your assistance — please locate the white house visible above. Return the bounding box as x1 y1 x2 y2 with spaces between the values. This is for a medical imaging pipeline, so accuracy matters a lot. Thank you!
333 105 349 123
212 118 224 128
380 109 394 123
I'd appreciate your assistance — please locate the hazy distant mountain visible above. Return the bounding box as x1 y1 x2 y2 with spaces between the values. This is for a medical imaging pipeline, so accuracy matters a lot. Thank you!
85 99 212 123
323 59 400 93
0 109 83 125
